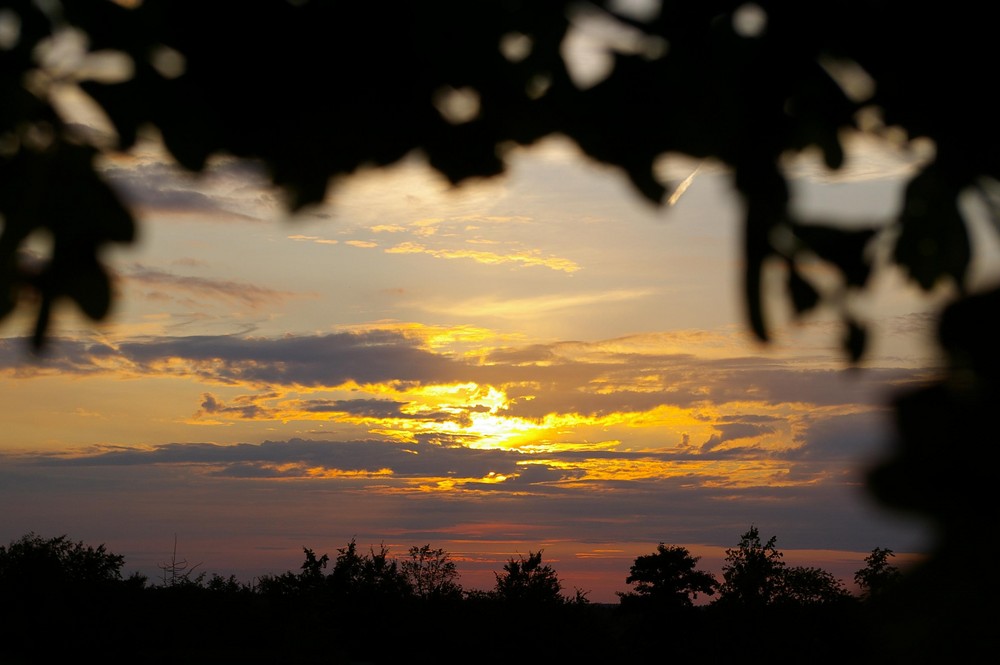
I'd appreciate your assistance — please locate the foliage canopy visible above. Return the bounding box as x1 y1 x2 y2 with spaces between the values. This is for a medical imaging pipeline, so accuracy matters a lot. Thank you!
0 532 125 587
2 0 997 355
718 526 851 608
401 544 462 600
853 547 901 600
621 543 718 609
718 525 785 608
493 550 565 604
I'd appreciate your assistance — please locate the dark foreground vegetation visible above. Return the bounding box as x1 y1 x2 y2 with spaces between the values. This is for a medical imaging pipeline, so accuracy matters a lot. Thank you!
0 529 940 664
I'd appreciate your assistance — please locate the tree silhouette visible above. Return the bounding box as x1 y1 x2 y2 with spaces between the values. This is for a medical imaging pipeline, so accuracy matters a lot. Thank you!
255 547 329 597
493 550 564 604
299 547 330 584
620 543 718 609
0 532 125 587
359 542 410 600
853 547 901 600
156 534 203 587
717 526 785 608
0 533 138 659
328 538 365 597
401 544 461 601
716 527 855 610
777 565 851 606
324 539 410 601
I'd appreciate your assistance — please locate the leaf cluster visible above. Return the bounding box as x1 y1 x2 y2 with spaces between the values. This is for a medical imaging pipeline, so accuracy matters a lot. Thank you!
257 539 411 602
620 543 718 609
1 0 998 361
493 550 566 604
717 526 851 608
0 531 125 589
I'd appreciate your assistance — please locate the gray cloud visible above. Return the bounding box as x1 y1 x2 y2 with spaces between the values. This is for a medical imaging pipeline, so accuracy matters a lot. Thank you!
785 410 894 463
700 422 776 452
123 265 301 308
36 438 526 481
198 393 273 420
1 331 925 433
0 419 929 590
298 398 410 417
101 157 274 223
9 330 461 388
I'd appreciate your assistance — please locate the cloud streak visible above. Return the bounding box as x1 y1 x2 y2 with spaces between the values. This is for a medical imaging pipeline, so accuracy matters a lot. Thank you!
0 326 921 496
385 242 580 272
122 264 303 309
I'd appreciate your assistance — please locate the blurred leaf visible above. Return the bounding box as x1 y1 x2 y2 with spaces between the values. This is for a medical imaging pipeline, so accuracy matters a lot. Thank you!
65 260 112 321
791 224 877 288
893 168 970 291
31 295 52 353
746 258 768 342
787 264 820 315
845 317 866 363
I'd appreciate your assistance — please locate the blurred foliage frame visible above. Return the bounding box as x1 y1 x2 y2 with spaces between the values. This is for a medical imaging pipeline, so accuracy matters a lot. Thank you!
2 0 997 656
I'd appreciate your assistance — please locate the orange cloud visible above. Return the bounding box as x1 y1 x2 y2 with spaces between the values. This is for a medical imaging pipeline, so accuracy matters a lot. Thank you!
385 242 580 273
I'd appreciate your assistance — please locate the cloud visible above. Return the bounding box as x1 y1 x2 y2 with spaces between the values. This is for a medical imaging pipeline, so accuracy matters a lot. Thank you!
100 154 279 223
426 289 654 319
288 234 339 245
0 329 917 435
700 421 777 453
297 398 410 418
1 429 925 561
784 411 894 463
122 264 303 308
12 436 778 492
0 330 450 384
0 328 921 492
100 330 460 388
35 438 530 486
385 242 580 273
196 393 275 420
783 132 934 185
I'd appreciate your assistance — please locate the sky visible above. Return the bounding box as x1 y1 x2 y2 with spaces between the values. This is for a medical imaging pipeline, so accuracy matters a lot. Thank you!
0 126 964 601
4 18 990 598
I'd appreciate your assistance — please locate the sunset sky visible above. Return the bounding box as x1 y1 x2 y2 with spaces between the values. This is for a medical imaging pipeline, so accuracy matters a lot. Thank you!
1 109 971 600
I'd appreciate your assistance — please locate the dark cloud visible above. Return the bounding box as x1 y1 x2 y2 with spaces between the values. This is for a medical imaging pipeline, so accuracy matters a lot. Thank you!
298 398 409 417
20 435 791 489
784 410 894 463
700 422 776 452
0 331 926 435
38 438 526 482
123 265 300 308
123 331 453 387
0 330 461 387
485 344 562 365
0 432 929 566
198 393 272 420
717 414 781 424
491 352 919 419
297 398 472 426
101 158 271 223
0 337 111 374
103 161 226 211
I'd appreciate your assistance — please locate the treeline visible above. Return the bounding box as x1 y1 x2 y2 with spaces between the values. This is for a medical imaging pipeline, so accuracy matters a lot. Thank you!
0 528 907 664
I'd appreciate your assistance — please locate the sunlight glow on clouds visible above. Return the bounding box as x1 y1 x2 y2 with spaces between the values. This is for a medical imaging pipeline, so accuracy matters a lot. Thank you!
385 241 580 272
0 320 911 497
0 133 943 601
